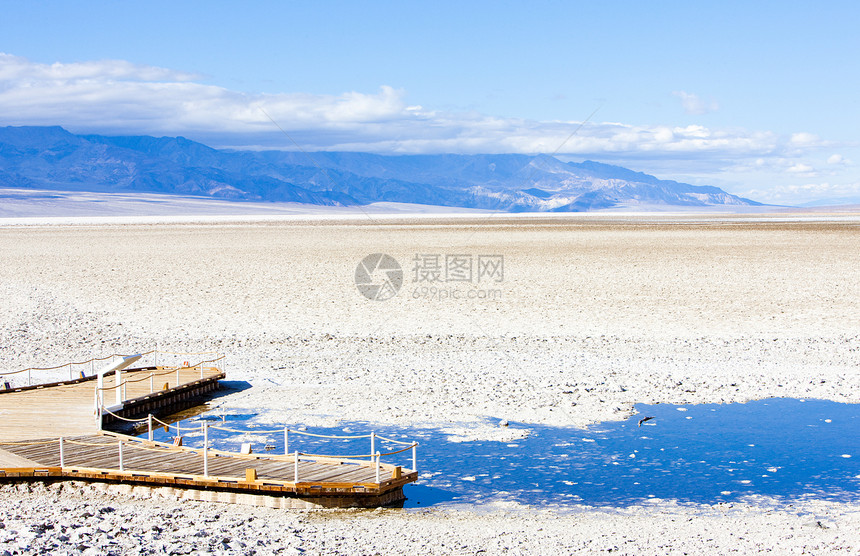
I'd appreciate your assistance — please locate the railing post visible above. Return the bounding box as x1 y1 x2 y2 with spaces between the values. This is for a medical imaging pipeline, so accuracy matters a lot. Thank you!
375 451 381 483
284 428 289 456
203 422 209 477
28 368 31 386
149 373 154 394
175 367 180 387
94 381 103 429
115 368 123 406
413 442 418 473
59 437 64 467
147 414 153 441
293 451 299 483
200 364 203 380
69 363 72 381
95 369 104 428
118 439 124 472
370 431 375 456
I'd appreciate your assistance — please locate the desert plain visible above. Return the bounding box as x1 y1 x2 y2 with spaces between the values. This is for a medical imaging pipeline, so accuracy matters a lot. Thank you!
1 212 859 554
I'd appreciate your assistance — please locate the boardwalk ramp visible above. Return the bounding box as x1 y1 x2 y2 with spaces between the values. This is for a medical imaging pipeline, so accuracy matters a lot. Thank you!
0 351 418 508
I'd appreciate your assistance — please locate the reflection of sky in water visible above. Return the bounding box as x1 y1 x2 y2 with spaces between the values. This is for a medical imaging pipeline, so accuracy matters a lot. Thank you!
142 398 859 508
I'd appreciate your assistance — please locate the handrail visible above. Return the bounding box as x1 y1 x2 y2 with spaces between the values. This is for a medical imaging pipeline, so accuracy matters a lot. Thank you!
299 443 417 459
0 431 418 484
151 415 172 428
139 419 419 470
4 348 420 475
102 415 419 471
2 350 157 375
3 349 221 377
95 358 224 392
208 425 287 434
17 432 414 489
288 428 372 440
99 405 151 423
208 424 370 439
95 367 179 392
373 434 416 446
123 367 181 383
149 419 412 446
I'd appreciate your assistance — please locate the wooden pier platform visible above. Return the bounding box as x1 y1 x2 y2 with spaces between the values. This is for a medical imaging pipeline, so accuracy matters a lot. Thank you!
0 432 415 508
0 366 224 441
0 355 418 508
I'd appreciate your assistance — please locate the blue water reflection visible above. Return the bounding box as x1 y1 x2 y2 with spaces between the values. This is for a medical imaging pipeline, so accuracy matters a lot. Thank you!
141 398 859 507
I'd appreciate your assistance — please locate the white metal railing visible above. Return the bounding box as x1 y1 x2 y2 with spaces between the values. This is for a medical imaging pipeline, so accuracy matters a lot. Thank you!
0 350 225 427
0 349 225 390
93 352 225 428
2 352 418 485
91 412 419 482
1 350 158 389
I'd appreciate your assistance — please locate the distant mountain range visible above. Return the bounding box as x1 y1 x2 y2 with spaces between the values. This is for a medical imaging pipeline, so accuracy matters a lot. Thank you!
0 126 763 211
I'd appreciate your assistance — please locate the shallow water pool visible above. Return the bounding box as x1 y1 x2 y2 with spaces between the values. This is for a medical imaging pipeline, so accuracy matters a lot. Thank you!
140 398 859 508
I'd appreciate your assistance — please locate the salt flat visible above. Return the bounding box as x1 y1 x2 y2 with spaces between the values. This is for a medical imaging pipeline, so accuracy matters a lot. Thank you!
2 215 858 428
1 213 858 553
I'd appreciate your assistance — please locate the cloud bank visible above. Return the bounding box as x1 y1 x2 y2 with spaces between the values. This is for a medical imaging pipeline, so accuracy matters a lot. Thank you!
0 52 852 204
740 181 860 205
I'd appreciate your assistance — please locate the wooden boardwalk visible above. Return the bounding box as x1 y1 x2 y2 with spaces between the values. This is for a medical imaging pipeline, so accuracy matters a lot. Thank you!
0 366 223 441
0 432 414 507
0 355 418 507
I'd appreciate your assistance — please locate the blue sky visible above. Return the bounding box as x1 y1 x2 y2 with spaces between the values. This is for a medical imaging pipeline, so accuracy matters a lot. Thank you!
1 1 858 204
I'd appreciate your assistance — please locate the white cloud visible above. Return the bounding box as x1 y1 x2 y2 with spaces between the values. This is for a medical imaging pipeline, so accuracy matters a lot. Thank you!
0 52 197 83
672 91 719 115
0 52 843 184
0 53 409 137
827 153 846 165
789 132 820 146
787 163 815 174
740 181 860 205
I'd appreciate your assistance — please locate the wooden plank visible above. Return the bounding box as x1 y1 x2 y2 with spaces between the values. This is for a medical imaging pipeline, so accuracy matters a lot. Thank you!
296 463 363 482
313 467 380 484
0 366 223 441
309 465 379 483
0 448 42 468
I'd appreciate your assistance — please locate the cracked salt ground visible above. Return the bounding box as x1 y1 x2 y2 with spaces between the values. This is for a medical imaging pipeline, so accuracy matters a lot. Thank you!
145 398 859 508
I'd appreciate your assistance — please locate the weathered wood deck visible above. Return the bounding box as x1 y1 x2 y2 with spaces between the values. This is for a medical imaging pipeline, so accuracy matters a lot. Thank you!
0 356 418 507
0 432 415 507
0 366 224 440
